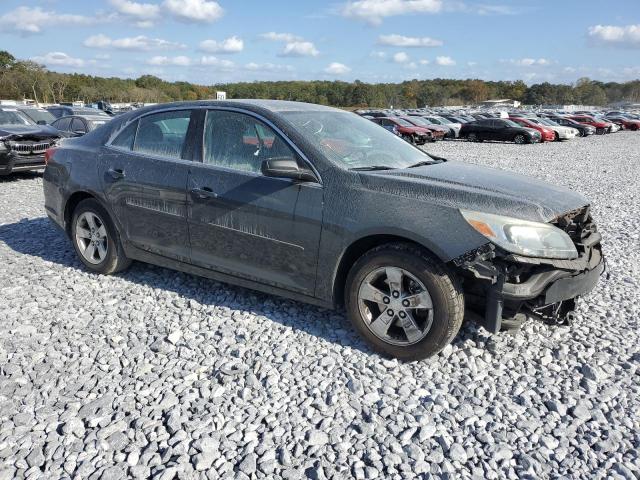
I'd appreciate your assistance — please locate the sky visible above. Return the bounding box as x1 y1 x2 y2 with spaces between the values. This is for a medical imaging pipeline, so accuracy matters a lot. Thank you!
1 0 639 85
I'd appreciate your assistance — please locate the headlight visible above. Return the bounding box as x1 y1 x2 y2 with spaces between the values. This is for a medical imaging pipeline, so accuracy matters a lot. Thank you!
460 210 578 259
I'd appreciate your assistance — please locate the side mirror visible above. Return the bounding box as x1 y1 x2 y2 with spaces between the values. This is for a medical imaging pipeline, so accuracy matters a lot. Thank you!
261 157 317 183
72 130 85 136
37 120 47 125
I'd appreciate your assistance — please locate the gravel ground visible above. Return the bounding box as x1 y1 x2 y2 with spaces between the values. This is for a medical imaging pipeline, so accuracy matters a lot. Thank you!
0 132 638 480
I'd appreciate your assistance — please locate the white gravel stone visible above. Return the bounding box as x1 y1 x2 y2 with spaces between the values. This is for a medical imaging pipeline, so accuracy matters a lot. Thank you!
0 133 638 479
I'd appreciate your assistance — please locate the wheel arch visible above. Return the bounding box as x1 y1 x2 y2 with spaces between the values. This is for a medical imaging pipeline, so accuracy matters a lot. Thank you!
63 190 115 236
331 232 446 308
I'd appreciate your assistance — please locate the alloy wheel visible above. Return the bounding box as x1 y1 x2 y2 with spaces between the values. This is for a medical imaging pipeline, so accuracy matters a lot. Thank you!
514 134 526 144
357 266 434 346
75 211 109 265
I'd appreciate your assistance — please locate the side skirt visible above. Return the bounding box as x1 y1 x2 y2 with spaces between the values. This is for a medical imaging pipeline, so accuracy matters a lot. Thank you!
124 244 334 310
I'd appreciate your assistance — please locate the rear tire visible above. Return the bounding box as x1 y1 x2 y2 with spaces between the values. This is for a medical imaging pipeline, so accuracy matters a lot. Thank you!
467 132 478 142
345 243 464 361
71 199 131 275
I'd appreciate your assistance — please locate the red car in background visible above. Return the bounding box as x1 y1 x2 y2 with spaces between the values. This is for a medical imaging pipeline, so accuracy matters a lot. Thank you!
399 116 446 141
370 117 433 145
567 115 612 134
605 115 640 131
509 117 556 142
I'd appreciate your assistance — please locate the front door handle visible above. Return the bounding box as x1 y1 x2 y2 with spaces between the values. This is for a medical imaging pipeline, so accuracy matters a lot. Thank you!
107 168 125 180
190 187 218 199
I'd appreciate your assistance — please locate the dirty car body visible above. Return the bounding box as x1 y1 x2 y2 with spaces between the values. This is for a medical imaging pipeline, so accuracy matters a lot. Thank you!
0 107 62 176
43 100 604 359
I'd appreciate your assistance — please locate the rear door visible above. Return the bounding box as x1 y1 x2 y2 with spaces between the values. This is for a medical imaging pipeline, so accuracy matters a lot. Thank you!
187 109 323 295
99 109 196 262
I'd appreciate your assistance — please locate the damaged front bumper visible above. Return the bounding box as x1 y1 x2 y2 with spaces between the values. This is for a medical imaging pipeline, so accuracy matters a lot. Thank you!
454 206 605 333
0 150 47 175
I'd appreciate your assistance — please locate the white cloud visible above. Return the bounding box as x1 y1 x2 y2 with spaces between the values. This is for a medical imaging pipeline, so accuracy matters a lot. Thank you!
435 55 455 66
393 51 410 63
244 62 294 72
378 34 443 47
0 6 93 35
260 32 303 42
199 36 244 54
32 52 85 68
419 59 430 65
163 0 223 23
280 41 319 57
588 24 640 48
325 62 351 74
340 0 443 25
370 51 387 58
506 58 550 66
84 35 186 51
109 0 160 25
147 55 192 66
199 56 235 70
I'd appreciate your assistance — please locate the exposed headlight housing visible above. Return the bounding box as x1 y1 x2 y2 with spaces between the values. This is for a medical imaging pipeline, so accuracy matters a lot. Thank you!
460 210 578 259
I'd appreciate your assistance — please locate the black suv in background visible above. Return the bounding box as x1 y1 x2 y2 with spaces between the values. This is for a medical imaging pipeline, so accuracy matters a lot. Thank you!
460 118 541 144
43 100 604 360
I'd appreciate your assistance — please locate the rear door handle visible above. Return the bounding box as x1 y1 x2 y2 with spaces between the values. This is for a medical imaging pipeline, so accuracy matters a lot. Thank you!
107 168 125 180
190 187 218 199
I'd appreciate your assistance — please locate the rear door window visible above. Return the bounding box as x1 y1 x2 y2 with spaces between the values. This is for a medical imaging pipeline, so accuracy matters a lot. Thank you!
133 110 193 159
54 117 71 131
71 118 87 134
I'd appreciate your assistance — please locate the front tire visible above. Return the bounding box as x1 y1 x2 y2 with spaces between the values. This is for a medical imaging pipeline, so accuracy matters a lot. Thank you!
514 134 527 144
71 199 131 275
345 243 464 361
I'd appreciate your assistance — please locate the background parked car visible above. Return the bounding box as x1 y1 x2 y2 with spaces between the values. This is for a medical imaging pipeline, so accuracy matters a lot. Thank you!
15 106 57 125
47 105 111 119
0 106 61 175
604 115 640 131
527 118 579 140
568 115 612 135
399 116 445 141
509 117 556 142
459 118 541 144
370 117 432 145
51 115 110 137
549 116 596 137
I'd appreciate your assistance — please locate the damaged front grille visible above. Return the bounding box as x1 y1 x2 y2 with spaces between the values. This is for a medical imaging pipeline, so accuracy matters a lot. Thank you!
8 141 52 155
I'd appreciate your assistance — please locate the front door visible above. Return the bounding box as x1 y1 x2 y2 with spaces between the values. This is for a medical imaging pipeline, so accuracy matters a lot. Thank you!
187 109 323 295
99 109 196 261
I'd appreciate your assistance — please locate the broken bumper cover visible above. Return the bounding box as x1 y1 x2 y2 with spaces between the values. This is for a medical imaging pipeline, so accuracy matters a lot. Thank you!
483 252 604 334
501 257 604 304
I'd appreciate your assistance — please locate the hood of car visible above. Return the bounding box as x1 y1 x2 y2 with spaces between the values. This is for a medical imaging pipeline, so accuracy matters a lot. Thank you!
359 160 588 223
0 124 61 140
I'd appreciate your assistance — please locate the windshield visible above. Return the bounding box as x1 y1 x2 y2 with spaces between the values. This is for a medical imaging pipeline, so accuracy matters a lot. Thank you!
539 118 559 126
405 117 430 127
393 118 414 127
0 109 32 126
283 111 433 169
20 109 55 124
424 116 445 124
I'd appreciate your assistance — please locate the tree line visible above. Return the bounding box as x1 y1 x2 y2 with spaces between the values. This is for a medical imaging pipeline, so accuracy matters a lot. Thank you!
1 50 639 108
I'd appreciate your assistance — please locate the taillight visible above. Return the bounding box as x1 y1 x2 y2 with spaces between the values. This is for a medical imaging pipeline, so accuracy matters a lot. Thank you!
44 147 57 165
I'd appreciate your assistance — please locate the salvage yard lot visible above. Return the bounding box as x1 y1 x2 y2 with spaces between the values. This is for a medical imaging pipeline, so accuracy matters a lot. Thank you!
0 133 638 479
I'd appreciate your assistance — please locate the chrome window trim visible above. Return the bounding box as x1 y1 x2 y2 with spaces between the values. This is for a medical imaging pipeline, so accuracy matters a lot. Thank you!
105 104 323 184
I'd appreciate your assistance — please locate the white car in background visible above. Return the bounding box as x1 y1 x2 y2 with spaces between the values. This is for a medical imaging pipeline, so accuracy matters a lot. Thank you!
530 118 579 140
423 115 462 138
